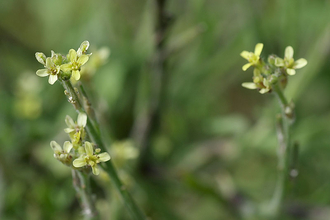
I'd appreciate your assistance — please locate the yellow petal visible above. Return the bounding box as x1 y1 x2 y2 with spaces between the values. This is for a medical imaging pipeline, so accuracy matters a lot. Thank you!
285 46 294 59
77 112 87 127
72 70 80 80
68 49 77 62
293 58 307 69
73 157 87 167
64 128 75 133
60 63 72 72
242 82 257 90
286 68 296 75
242 63 252 71
36 69 49 77
45 57 54 69
91 165 100 175
259 88 269 94
253 76 261 83
254 43 263 56
78 146 86 154
98 152 111 162
63 141 73 153
77 55 89 66
50 141 62 152
48 74 58 85
240 51 250 60
85 142 94 156
65 115 75 128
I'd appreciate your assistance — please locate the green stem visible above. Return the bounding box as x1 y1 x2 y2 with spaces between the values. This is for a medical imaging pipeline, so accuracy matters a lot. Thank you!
267 83 292 217
72 170 99 220
87 117 147 220
61 79 146 220
78 83 100 134
273 84 288 108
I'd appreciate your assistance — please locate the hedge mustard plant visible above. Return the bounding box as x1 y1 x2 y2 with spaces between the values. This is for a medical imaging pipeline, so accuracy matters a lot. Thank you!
240 43 307 217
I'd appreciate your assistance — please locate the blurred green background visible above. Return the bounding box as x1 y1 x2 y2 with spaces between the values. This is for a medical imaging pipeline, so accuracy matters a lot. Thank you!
1 0 330 219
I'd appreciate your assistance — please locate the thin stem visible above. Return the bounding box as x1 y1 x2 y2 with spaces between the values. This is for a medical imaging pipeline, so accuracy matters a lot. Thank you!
78 83 100 134
87 117 147 220
273 84 289 108
267 83 293 217
61 79 146 220
72 170 99 220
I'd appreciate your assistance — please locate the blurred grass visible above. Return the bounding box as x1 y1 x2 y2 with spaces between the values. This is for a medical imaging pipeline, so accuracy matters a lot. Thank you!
1 0 330 219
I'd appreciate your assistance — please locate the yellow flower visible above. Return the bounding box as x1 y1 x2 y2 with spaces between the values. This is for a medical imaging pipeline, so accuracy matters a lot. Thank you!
64 113 87 149
60 49 89 81
240 43 264 71
35 57 60 85
242 69 271 94
275 46 307 75
73 142 111 175
50 141 73 165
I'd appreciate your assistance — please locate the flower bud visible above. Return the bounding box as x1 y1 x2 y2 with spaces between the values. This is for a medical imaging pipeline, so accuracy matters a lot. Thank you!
35 52 46 65
77 41 90 56
268 55 277 66
269 75 278 84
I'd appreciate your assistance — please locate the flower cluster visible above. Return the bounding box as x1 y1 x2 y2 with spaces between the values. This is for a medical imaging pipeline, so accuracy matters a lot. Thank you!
35 41 91 85
240 43 307 94
50 113 110 175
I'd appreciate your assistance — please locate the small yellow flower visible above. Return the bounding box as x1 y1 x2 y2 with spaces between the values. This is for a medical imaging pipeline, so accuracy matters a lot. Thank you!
73 142 111 175
50 141 73 165
275 46 307 75
242 69 271 94
64 113 87 148
240 43 264 71
35 57 60 85
60 48 90 81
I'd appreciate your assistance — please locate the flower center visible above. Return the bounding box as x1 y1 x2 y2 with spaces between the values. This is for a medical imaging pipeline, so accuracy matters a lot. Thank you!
72 62 80 70
284 58 294 68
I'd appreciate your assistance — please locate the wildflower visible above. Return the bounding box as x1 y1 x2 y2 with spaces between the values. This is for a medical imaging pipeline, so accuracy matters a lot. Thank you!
275 46 307 75
73 141 111 175
50 141 73 165
60 48 90 81
35 57 60 85
64 113 87 148
240 43 264 71
242 69 272 94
